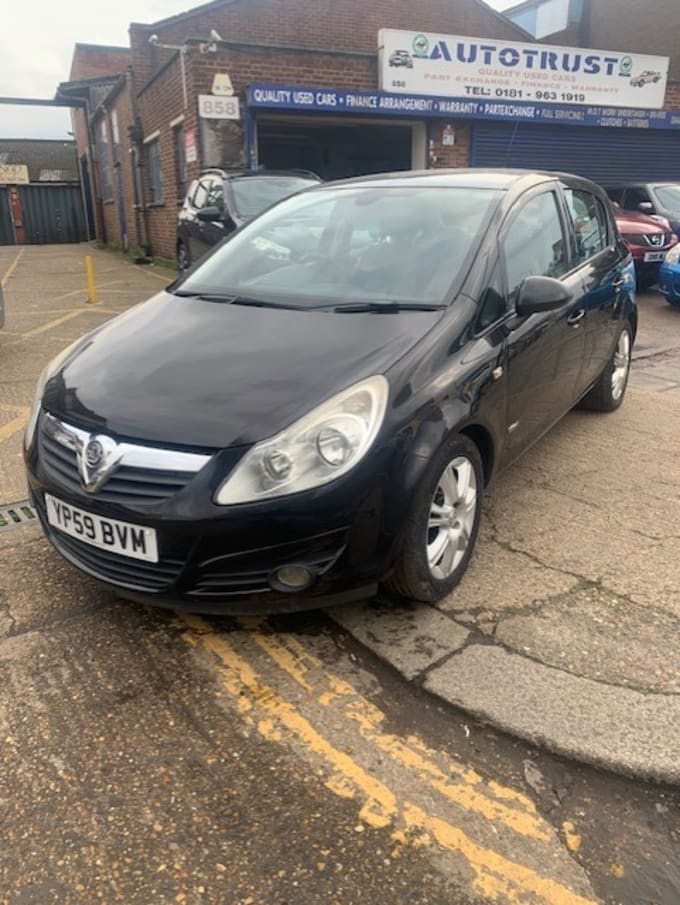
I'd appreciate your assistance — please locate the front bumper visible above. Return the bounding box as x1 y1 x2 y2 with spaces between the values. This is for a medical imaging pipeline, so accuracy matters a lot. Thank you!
658 263 680 304
25 414 399 614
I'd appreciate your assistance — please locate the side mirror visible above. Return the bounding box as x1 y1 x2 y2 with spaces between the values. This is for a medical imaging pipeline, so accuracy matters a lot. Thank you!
197 205 224 223
516 276 572 317
637 201 654 214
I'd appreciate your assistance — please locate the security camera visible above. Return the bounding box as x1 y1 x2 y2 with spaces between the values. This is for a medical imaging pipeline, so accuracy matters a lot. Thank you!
148 34 159 45
209 29 223 42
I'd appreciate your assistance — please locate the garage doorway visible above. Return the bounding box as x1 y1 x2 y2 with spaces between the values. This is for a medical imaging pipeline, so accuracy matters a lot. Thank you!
256 116 424 181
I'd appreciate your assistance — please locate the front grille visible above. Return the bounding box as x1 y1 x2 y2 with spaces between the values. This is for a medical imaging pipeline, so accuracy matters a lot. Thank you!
39 420 200 506
623 233 673 248
45 521 186 592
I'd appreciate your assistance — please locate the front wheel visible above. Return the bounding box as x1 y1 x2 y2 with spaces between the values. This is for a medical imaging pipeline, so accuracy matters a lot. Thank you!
580 323 632 412
389 435 484 602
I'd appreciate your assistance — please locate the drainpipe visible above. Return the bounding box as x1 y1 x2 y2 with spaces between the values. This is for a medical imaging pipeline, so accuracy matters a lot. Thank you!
126 67 151 257
86 98 107 245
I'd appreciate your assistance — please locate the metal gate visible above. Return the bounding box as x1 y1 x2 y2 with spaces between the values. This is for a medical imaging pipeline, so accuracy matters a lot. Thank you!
18 184 86 244
0 189 14 245
470 122 680 188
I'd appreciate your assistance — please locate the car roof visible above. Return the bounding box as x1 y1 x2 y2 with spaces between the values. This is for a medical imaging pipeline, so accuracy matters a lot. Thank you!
199 168 321 181
313 168 602 194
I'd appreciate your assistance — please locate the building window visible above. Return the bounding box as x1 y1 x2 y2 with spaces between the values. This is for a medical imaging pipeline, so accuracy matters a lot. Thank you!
97 120 113 202
146 138 164 205
174 125 187 202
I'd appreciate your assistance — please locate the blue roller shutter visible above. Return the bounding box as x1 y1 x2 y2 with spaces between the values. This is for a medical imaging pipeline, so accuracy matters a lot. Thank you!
470 122 680 188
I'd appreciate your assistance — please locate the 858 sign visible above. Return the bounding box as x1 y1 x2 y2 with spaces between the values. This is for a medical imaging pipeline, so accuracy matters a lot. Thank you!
198 94 241 120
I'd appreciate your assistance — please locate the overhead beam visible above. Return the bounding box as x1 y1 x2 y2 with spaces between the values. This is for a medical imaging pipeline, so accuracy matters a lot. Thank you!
0 96 85 108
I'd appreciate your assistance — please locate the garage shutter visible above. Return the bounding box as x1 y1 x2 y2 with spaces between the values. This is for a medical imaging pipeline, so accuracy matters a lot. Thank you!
470 122 680 188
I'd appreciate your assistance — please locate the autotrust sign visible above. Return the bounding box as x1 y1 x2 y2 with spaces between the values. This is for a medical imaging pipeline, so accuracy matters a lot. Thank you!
379 29 670 110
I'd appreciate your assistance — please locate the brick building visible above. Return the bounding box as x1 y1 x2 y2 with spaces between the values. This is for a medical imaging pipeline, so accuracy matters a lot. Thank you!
59 0 680 262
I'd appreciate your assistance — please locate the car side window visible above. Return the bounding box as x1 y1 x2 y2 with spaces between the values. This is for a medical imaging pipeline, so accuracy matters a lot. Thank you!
624 187 651 208
192 181 209 209
502 192 568 299
476 268 507 332
205 176 224 208
564 189 608 265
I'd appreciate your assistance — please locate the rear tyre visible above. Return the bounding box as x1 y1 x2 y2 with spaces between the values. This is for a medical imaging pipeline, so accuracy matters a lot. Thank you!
389 435 484 603
580 323 632 413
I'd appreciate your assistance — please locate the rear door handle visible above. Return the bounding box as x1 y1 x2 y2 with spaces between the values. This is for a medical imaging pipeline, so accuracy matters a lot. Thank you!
567 309 586 326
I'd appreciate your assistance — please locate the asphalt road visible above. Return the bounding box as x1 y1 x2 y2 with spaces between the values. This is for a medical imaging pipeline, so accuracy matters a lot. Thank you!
1 245 679 905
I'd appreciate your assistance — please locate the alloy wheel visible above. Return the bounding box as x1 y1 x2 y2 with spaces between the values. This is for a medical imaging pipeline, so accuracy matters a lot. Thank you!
611 330 631 401
426 456 478 580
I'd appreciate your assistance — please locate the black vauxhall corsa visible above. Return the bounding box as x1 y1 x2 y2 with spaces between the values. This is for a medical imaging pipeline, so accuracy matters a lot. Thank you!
25 170 636 614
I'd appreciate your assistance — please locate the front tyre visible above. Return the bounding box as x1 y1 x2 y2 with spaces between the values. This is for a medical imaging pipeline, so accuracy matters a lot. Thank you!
581 323 632 412
389 435 484 602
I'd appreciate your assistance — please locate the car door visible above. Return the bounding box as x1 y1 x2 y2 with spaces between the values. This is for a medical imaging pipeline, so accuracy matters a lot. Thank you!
500 187 587 462
188 176 226 263
562 185 624 389
187 179 209 263
201 175 227 249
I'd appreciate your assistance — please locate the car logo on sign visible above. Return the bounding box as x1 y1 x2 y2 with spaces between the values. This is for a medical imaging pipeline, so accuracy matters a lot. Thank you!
412 34 429 58
77 435 123 493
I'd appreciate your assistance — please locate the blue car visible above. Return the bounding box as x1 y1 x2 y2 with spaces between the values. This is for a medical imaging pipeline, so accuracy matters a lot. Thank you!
659 246 680 307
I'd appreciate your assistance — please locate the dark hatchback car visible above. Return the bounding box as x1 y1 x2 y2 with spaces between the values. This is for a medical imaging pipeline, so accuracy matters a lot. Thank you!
26 170 636 614
607 183 680 237
177 169 320 271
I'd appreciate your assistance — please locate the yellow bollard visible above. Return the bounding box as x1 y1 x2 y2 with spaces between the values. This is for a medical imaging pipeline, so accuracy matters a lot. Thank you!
85 255 98 304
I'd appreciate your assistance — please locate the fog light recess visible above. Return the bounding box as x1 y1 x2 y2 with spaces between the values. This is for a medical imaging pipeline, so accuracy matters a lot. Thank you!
269 564 316 593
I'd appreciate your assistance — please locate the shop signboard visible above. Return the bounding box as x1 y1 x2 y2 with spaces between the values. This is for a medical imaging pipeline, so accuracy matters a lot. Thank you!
0 164 29 185
378 29 670 110
247 84 680 131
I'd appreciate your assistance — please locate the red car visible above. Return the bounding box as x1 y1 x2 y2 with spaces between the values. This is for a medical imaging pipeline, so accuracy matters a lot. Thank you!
614 207 678 290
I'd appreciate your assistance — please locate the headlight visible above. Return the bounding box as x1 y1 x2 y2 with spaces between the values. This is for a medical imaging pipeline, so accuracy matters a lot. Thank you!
665 245 680 265
24 339 82 449
215 375 389 505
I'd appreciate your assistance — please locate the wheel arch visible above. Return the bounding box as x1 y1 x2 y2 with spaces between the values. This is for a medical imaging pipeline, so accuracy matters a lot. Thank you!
459 423 495 486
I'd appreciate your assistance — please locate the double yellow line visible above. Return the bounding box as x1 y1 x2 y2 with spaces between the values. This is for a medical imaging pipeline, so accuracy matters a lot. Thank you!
181 615 598 905
0 248 25 289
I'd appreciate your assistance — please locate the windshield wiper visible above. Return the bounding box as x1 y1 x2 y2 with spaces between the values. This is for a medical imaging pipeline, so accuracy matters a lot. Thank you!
172 290 304 310
332 301 446 313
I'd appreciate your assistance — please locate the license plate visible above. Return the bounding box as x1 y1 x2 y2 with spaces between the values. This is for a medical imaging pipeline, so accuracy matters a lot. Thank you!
644 252 666 262
45 494 158 563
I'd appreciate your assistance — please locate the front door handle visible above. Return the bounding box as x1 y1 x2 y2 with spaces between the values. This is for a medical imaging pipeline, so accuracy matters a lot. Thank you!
612 276 625 292
567 309 586 326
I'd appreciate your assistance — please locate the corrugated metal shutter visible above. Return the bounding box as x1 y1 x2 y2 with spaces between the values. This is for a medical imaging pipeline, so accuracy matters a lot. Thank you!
470 122 680 188
18 185 86 244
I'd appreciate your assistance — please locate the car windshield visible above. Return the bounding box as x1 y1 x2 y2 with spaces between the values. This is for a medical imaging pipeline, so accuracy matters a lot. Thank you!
230 176 319 219
653 185 680 212
177 186 502 307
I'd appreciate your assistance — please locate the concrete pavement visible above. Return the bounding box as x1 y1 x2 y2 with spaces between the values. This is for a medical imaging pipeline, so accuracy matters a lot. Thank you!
334 297 680 783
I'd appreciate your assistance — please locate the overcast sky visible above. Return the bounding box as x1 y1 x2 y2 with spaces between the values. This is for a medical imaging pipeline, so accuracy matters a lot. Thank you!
0 0 517 140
